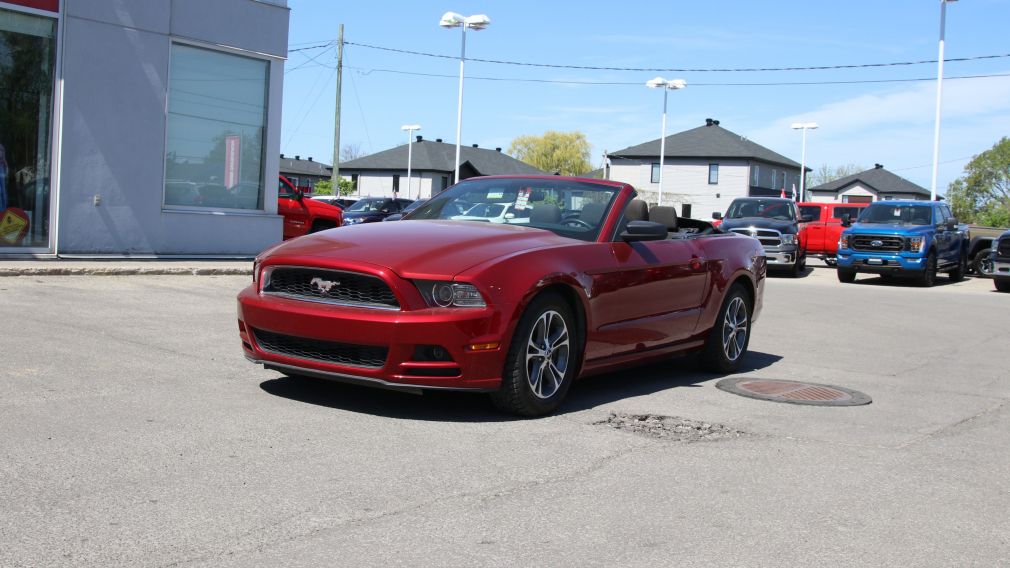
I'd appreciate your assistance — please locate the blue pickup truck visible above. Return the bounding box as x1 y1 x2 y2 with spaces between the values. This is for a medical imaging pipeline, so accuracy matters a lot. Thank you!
836 200 968 287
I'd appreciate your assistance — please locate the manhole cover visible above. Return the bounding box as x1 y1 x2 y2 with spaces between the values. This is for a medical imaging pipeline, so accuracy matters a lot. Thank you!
716 378 871 406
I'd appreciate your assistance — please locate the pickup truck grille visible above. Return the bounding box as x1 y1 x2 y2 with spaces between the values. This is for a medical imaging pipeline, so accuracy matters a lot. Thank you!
252 328 388 369
851 235 904 252
998 239 1010 258
729 228 781 248
263 266 399 310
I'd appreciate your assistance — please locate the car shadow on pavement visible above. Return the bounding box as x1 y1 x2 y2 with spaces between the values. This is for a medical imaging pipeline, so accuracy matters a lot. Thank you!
849 274 958 287
258 351 782 422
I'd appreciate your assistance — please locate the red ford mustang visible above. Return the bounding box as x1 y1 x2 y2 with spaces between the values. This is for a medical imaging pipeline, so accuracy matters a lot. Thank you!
238 176 766 416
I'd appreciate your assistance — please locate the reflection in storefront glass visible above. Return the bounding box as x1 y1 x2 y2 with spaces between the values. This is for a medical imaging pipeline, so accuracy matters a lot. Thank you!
164 44 268 211
0 9 56 249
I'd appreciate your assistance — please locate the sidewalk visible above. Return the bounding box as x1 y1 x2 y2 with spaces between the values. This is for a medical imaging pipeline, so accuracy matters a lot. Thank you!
0 259 252 276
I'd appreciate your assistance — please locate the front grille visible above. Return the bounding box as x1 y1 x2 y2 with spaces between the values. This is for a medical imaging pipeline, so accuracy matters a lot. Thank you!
851 235 903 252
730 228 781 248
998 239 1010 258
252 328 387 369
264 267 399 310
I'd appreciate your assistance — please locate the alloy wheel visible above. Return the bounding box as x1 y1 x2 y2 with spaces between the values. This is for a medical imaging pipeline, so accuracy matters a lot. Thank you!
525 310 570 399
721 297 749 362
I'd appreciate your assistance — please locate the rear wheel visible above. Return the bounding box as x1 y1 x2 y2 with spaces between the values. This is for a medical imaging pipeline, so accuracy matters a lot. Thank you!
917 251 937 287
491 292 580 417
996 279 1010 293
699 285 751 373
974 249 993 276
837 268 856 283
949 252 967 282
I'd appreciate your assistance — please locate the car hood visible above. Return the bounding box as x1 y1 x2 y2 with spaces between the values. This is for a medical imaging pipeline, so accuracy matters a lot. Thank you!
720 217 798 234
847 223 932 236
262 220 576 278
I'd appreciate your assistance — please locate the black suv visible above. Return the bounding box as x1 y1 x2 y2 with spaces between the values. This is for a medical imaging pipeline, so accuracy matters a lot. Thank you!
714 197 809 277
341 197 414 226
990 230 1010 292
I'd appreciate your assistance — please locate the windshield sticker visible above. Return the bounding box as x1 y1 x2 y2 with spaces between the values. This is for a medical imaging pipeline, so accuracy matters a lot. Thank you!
487 190 504 200
514 188 531 211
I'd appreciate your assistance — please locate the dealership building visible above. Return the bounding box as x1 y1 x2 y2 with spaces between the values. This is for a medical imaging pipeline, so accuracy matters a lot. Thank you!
0 0 288 257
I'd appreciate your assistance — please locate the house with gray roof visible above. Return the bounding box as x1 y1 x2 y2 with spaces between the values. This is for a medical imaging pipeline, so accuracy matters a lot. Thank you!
340 137 545 200
608 118 806 220
279 154 331 193
806 164 931 203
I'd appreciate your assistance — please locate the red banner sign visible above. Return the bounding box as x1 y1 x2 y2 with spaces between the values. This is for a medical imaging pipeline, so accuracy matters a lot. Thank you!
224 135 241 189
2 0 59 12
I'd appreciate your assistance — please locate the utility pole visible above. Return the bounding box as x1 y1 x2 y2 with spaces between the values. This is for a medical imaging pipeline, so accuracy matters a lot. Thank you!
330 24 343 189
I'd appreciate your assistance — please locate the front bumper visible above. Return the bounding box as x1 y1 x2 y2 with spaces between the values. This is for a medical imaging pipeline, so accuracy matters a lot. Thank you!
237 285 511 391
989 259 1010 278
762 245 799 267
837 251 925 274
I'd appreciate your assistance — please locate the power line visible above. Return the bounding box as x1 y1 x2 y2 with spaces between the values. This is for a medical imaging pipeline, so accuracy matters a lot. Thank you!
344 40 1010 73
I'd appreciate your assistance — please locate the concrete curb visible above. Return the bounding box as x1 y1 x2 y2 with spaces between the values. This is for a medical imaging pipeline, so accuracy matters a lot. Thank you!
0 265 251 277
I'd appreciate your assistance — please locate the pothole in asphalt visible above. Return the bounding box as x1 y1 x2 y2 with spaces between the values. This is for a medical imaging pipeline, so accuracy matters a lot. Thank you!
594 413 746 442
716 378 872 406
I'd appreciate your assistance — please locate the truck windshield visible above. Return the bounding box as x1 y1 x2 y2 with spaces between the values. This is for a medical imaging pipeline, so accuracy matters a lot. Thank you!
859 204 933 225
726 199 795 221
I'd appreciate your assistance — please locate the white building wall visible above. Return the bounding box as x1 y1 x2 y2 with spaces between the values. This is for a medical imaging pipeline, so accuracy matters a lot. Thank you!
838 183 877 202
609 158 751 220
805 190 838 203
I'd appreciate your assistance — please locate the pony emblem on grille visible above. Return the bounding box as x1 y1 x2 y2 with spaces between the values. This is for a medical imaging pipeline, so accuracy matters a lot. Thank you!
310 277 341 294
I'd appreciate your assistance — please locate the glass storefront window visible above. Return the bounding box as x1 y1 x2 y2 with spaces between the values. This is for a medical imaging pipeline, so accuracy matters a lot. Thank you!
0 8 56 248
164 43 268 211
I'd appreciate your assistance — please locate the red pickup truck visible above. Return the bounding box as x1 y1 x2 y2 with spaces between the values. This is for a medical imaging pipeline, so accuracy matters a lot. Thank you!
278 176 344 240
798 202 868 266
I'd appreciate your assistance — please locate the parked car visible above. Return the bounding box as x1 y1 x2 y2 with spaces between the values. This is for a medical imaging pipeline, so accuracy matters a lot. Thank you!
278 175 344 240
238 175 766 416
383 198 427 221
797 202 869 266
310 195 358 209
836 200 967 287
988 230 1010 292
714 197 808 277
341 197 414 225
965 225 1009 274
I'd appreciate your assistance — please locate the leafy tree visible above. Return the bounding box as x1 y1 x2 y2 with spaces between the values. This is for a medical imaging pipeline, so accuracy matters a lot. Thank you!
808 163 865 187
946 137 1010 227
508 131 591 176
315 177 355 196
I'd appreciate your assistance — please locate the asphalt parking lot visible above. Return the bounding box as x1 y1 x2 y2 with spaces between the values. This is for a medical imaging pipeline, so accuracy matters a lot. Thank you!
2 265 1008 567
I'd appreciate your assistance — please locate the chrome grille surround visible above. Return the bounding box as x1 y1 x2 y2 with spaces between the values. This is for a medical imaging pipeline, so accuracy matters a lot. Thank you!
729 227 782 248
262 266 400 310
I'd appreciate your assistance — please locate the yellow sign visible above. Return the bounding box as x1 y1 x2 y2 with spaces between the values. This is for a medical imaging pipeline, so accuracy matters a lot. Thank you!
0 209 29 244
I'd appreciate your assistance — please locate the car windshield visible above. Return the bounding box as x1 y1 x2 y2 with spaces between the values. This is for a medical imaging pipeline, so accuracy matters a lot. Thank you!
401 199 425 214
859 204 933 225
726 199 795 221
345 198 387 213
405 178 620 242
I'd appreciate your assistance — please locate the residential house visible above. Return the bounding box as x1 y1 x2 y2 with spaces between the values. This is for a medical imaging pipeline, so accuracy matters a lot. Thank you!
339 137 545 199
279 155 332 194
806 164 931 203
608 118 806 220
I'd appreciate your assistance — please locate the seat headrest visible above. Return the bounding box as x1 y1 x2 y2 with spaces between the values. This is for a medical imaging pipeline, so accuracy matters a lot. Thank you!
530 203 562 224
650 205 679 231
581 202 607 225
625 199 649 222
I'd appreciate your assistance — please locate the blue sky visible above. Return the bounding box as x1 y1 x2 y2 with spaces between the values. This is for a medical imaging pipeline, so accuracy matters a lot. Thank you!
281 0 1010 194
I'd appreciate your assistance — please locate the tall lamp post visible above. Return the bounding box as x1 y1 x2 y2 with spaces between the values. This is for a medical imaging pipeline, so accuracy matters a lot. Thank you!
439 11 490 185
401 124 421 199
791 122 818 202
645 77 686 207
930 0 957 202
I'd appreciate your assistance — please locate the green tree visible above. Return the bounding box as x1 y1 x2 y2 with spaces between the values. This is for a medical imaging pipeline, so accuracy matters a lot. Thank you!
946 137 1010 227
508 131 592 176
314 178 355 196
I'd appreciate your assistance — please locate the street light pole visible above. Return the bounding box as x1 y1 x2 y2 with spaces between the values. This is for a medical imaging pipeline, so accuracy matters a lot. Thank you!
791 122 818 202
401 124 421 199
930 0 956 202
440 12 490 185
646 77 686 207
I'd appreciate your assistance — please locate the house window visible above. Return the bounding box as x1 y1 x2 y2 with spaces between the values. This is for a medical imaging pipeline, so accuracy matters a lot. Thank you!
681 204 693 218
392 174 400 194
708 164 719 185
350 174 359 192
164 43 269 210
651 163 660 184
751 165 760 186
771 169 778 189
440 176 449 191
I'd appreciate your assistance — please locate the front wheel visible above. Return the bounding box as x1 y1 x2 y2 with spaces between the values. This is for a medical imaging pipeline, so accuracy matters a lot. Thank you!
837 268 856 283
996 279 1010 293
918 252 937 287
491 292 580 417
699 285 751 373
949 252 967 282
974 249 993 276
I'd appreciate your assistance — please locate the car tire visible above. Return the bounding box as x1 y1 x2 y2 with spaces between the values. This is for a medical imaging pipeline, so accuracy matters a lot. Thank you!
918 251 937 288
837 268 856 283
974 249 993 276
996 279 1010 293
824 258 837 267
490 292 580 417
699 284 751 374
949 252 967 282
788 256 805 278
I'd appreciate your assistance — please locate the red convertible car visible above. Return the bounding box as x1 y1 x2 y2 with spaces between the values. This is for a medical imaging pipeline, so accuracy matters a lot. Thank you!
238 176 766 416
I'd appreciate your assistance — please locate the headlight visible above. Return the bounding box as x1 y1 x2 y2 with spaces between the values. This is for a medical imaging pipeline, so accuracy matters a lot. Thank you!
414 280 486 308
252 258 260 283
343 218 363 226
839 234 850 250
905 236 925 253
780 234 796 245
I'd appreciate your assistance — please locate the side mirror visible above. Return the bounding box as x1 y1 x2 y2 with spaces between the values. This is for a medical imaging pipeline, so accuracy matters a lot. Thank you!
945 219 956 231
841 214 851 227
620 220 668 242
712 212 723 220
380 208 391 214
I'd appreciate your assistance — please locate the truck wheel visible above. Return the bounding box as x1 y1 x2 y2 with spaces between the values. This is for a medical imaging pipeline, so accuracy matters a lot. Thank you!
996 279 1010 293
788 256 805 278
824 258 837 267
949 252 967 282
699 285 751 373
837 268 856 283
917 252 937 288
973 249 993 276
